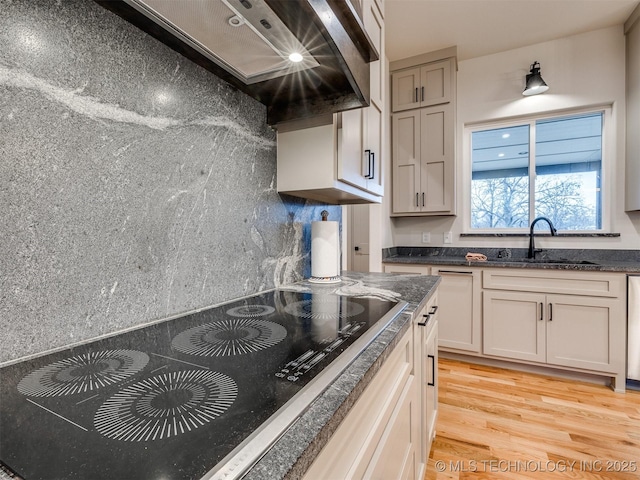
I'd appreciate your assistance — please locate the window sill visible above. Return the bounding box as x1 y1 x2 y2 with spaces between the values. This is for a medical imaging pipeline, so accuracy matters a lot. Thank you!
460 232 620 238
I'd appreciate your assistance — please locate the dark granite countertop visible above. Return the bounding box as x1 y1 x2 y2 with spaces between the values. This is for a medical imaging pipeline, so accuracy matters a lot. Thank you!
243 271 440 480
383 247 640 273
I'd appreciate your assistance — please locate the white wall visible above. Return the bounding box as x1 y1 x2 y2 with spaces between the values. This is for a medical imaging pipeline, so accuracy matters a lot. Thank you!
385 26 640 250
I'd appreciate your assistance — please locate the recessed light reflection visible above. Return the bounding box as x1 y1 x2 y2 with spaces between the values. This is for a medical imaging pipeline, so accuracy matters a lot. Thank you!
13 25 45 53
288 52 303 63
498 153 505 157
154 91 172 105
502 133 510 139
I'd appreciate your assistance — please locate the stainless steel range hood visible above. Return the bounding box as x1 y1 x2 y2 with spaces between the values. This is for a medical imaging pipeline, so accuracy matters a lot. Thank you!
123 0 320 84
97 0 378 126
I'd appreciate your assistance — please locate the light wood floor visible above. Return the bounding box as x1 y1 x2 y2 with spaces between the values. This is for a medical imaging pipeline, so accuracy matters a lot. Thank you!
426 358 640 480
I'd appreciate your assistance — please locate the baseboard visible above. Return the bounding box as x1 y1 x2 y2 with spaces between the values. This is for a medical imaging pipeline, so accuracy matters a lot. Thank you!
439 350 611 388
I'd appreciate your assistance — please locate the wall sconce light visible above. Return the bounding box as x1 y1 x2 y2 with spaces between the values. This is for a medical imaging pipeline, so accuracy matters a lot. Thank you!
523 61 549 96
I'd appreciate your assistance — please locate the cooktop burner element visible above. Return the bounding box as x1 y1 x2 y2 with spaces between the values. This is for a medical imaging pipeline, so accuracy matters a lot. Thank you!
283 297 365 320
17 349 149 397
94 369 237 442
226 304 275 317
171 318 287 357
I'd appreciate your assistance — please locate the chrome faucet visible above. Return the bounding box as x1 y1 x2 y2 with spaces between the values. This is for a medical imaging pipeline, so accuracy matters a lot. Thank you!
528 217 557 259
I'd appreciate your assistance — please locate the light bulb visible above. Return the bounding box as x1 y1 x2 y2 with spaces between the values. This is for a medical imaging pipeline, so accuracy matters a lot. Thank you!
288 52 303 63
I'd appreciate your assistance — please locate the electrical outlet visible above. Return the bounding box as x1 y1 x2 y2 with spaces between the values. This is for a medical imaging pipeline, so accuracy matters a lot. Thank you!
444 231 453 244
421 232 431 243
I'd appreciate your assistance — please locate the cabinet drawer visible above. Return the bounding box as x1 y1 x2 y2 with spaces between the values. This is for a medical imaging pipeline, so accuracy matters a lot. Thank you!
384 264 430 275
482 269 625 298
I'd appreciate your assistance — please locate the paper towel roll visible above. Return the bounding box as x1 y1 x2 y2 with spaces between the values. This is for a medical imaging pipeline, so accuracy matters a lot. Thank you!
310 220 341 283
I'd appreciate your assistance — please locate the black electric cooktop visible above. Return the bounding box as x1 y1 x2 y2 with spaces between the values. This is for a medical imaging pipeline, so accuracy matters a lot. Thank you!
0 289 401 480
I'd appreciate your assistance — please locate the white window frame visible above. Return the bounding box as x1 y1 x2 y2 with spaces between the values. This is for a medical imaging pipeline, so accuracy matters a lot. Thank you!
462 105 613 234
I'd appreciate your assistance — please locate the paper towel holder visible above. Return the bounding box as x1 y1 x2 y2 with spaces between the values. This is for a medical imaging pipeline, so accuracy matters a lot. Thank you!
309 210 342 284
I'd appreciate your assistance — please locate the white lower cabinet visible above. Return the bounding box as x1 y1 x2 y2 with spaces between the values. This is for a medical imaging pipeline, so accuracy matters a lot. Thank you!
431 267 480 353
481 268 626 390
384 263 627 391
384 264 480 354
483 290 547 363
302 328 417 480
304 291 440 480
363 375 419 479
416 294 439 474
483 290 623 373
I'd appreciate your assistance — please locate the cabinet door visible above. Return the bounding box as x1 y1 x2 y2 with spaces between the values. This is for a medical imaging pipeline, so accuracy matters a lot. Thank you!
414 293 437 479
338 108 367 190
483 290 546 362
302 330 414 479
373 0 384 19
420 60 452 106
363 375 418 480
546 294 622 373
392 67 421 112
384 264 430 275
433 268 480 353
363 0 384 108
425 318 438 453
364 101 384 195
420 103 455 213
392 110 421 213
338 105 383 196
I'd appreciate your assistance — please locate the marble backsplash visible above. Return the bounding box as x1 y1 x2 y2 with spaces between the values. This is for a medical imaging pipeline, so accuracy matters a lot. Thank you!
0 0 340 364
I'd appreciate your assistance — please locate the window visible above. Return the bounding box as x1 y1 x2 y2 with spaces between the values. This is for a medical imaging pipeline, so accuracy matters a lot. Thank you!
469 110 604 231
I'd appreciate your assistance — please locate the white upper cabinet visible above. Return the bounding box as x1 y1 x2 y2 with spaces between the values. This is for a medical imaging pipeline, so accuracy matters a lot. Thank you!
392 59 452 112
277 120 382 205
392 103 455 215
363 0 384 107
391 56 456 216
337 105 383 197
276 0 386 205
